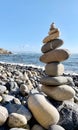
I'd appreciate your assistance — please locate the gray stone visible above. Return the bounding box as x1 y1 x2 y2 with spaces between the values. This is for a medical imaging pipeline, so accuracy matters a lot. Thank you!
41 39 63 53
45 63 64 76
57 101 78 130
31 124 45 130
5 103 32 121
20 84 29 96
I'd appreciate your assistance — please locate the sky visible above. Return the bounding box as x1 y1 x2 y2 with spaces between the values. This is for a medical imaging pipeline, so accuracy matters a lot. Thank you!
0 0 78 53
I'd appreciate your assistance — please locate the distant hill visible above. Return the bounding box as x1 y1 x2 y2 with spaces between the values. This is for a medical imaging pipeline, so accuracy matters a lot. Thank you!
0 48 12 54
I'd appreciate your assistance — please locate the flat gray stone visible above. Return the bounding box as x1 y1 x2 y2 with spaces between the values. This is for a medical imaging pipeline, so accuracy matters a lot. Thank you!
40 76 70 86
41 39 63 53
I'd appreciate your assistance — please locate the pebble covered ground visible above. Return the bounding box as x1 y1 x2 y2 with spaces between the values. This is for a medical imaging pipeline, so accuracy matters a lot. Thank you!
0 62 78 130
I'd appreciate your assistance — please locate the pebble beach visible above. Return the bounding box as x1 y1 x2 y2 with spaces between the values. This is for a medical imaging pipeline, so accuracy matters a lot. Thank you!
0 62 43 129
0 61 78 130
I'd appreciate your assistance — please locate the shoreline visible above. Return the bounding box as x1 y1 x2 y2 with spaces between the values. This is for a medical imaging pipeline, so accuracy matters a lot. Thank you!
0 61 44 70
0 61 78 76
0 52 78 75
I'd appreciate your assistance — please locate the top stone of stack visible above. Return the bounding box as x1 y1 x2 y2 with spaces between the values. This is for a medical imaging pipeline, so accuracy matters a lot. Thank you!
49 22 59 34
43 23 60 43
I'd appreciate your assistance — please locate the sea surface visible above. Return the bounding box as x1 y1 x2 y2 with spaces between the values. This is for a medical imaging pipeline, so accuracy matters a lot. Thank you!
0 52 78 74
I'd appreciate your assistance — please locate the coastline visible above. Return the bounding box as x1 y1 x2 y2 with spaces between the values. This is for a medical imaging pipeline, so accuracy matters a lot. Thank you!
0 53 78 75
0 61 78 75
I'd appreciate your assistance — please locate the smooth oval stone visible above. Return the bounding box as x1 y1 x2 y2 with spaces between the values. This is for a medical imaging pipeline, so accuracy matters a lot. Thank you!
49 125 65 130
45 63 64 76
0 106 8 126
43 31 60 43
20 84 29 96
40 76 69 86
8 113 27 128
31 124 45 130
41 39 63 53
28 93 60 129
40 49 70 63
41 85 75 101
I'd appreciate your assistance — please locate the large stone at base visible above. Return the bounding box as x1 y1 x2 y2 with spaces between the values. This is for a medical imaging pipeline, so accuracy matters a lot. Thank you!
28 93 60 129
45 63 64 76
41 39 63 53
40 49 70 63
41 85 75 101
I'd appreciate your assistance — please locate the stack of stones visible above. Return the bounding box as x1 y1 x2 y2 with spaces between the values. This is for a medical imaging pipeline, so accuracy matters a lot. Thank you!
40 23 75 102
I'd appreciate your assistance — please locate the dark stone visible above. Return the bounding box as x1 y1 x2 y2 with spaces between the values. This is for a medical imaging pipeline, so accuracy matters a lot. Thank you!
56 101 78 130
5 81 19 94
0 122 9 130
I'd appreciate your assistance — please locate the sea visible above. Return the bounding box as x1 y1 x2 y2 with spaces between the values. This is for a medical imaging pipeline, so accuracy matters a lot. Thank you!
0 52 78 74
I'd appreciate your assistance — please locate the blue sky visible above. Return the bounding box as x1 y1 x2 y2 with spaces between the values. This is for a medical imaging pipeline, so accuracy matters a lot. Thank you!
0 0 78 53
